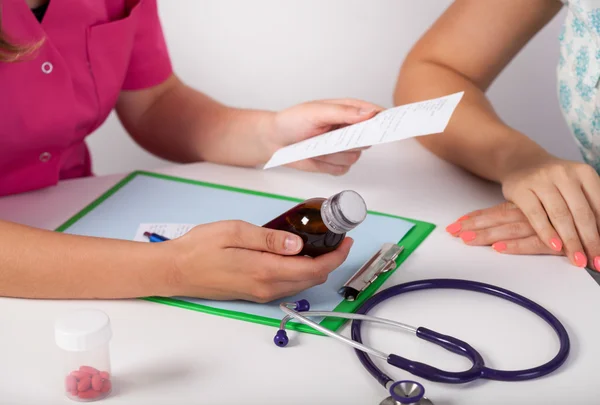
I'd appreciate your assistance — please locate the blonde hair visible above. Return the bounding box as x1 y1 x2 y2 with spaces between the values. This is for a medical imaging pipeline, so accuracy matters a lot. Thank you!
0 7 43 62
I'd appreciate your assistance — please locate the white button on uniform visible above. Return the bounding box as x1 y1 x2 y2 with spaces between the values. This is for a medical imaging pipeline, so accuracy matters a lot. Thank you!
41 62 53 74
39 152 51 162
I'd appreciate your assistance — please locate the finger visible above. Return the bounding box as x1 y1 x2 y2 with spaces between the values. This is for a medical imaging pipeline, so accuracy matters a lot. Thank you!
446 202 518 234
460 201 517 220
491 235 564 256
303 102 379 128
446 204 526 236
555 176 600 269
313 150 362 166
511 189 564 253
287 159 351 176
533 185 586 267
317 98 385 112
253 238 354 283
220 220 303 255
256 278 331 302
457 221 536 246
349 146 371 151
579 165 600 271
245 278 330 303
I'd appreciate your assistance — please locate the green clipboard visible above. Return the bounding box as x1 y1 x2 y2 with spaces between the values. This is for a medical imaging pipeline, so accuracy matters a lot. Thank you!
55 170 435 335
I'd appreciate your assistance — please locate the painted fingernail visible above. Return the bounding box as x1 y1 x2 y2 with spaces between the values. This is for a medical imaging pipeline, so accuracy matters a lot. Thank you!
549 238 563 251
594 257 600 272
457 215 469 221
459 231 476 242
492 242 507 252
574 252 587 267
284 236 300 251
445 222 461 234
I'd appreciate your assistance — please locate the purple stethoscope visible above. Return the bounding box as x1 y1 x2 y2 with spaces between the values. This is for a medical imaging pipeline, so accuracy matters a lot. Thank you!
273 279 570 405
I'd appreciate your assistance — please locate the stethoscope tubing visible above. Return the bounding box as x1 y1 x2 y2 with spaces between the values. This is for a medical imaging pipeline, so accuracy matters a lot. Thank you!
350 278 571 386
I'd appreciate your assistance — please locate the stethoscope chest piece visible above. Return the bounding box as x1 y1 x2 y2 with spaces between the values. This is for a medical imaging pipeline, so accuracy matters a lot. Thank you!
380 397 434 405
379 381 434 405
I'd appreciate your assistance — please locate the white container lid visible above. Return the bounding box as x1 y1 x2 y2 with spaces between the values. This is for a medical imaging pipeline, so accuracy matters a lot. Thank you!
55 309 112 352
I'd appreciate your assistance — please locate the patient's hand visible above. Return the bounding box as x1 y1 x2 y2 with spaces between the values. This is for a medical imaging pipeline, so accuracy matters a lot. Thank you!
445 201 568 259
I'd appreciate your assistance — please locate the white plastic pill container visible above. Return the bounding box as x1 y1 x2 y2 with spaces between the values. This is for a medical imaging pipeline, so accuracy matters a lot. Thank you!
55 309 113 401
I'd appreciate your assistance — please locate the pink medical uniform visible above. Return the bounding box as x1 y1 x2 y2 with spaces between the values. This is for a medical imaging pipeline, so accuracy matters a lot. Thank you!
0 0 173 197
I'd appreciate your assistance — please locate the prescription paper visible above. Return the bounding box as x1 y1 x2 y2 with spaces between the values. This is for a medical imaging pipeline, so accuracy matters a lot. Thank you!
263 91 464 169
133 223 194 241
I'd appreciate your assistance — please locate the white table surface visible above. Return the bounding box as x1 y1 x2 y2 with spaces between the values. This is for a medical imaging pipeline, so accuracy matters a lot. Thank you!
1 139 599 405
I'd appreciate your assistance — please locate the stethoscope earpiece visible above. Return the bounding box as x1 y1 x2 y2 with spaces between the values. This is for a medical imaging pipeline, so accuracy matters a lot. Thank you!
273 329 289 347
294 299 310 312
272 299 310 347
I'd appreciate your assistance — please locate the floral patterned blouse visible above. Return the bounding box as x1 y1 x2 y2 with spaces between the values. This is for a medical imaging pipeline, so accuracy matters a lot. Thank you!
558 0 600 169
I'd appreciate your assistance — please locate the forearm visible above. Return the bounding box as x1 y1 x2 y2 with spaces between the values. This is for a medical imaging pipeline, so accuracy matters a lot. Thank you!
395 60 552 183
0 220 175 299
122 77 275 167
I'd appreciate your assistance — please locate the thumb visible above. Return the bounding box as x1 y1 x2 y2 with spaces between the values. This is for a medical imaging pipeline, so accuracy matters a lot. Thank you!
307 102 379 127
222 221 304 255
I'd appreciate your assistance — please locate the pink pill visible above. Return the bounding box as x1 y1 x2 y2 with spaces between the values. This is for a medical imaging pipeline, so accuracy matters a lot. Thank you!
77 376 91 392
101 379 112 393
91 374 103 391
78 389 101 399
65 375 77 392
79 365 99 375
71 370 92 380
70 389 78 397
99 371 110 380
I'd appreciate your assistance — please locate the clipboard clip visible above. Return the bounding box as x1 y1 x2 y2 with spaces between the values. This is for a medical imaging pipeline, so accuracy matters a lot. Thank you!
338 243 404 301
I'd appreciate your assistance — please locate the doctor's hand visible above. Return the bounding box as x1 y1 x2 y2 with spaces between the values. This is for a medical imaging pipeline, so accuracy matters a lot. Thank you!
263 99 383 175
163 220 352 303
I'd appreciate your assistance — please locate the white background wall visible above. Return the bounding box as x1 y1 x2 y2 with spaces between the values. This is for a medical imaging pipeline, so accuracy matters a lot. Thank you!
86 0 579 176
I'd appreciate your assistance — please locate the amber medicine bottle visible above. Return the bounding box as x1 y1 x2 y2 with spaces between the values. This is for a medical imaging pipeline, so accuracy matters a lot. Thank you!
263 190 367 257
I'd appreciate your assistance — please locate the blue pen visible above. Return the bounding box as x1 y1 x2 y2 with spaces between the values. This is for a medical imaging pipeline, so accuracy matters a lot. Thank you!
143 231 170 242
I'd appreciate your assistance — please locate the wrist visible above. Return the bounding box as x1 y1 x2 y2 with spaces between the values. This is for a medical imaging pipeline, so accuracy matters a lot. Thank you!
254 109 278 163
223 106 278 165
493 130 554 183
139 241 183 297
